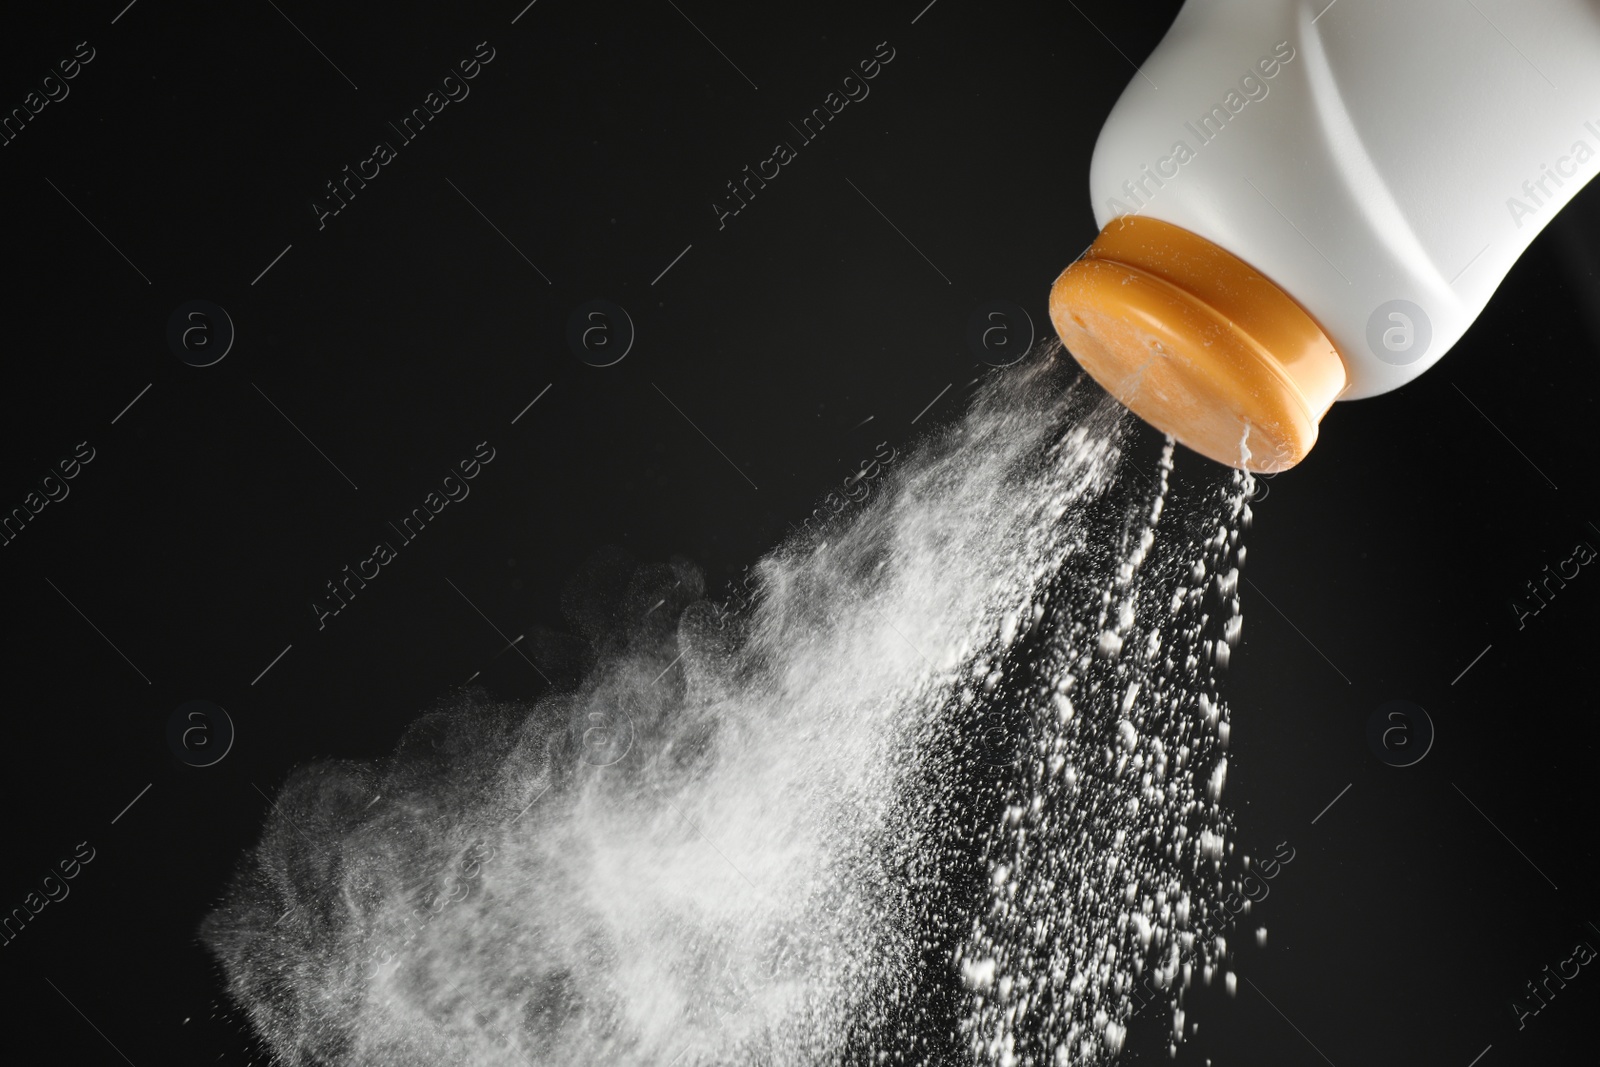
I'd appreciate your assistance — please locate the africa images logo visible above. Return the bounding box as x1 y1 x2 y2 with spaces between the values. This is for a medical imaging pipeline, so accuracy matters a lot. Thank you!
712 42 896 229
1505 118 1600 229
1104 40 1297 218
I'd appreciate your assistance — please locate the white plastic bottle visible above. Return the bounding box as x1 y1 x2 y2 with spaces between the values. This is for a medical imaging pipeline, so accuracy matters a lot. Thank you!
1049 0 1600 471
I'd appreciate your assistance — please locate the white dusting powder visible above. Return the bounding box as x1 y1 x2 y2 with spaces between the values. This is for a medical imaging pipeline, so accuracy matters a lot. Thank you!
202 343 1254 1066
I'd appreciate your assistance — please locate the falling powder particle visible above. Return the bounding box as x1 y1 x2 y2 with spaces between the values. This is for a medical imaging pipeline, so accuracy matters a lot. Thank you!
951 436 1255 1066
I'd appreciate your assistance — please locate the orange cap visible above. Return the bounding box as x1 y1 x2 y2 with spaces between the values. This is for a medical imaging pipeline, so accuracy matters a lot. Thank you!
1049 216 1347 473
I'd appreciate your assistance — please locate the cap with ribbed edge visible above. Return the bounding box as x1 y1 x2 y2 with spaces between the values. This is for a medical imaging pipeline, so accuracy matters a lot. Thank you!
1049 215 1348 474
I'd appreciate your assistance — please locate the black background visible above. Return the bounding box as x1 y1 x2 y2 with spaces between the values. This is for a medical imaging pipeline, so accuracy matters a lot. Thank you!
1 1 1597 1064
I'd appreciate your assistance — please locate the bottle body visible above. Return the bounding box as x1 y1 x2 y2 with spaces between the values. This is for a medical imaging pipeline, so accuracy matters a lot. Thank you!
1086 0 1600 401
